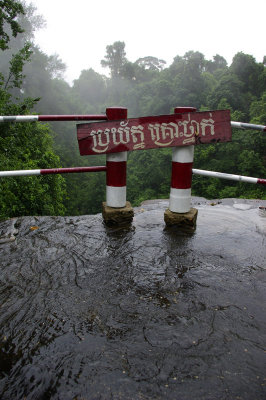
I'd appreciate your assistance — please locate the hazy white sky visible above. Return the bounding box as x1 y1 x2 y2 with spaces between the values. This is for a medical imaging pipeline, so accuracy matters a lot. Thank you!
27 0 265 84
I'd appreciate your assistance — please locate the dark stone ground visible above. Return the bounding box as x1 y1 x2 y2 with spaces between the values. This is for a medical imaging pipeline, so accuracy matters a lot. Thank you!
0 198 265 400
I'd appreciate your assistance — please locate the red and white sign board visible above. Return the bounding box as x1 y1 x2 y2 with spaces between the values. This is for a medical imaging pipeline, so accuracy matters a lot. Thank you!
77 110 231 156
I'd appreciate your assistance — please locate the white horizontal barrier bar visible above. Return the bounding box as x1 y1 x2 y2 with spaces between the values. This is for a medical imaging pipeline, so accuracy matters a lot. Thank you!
0 116 39 122
0 166 107 177
231 121 266 131
0 115 265 131
192 169 265 185
0 115 108 122
0 169 41 177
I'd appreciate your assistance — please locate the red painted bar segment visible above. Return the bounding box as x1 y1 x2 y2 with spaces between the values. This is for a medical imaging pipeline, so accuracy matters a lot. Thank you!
40 166 106 175
38 115 107 122
171 162 193 189
106 107 128 120
106 161 127 187
174 107 197 113
258 178 266 185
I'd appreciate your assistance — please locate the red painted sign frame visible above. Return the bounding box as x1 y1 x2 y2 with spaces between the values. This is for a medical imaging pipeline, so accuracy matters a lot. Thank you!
77 110 231 156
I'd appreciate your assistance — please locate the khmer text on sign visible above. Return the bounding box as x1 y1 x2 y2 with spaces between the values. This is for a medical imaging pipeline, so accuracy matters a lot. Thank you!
77 110 231 155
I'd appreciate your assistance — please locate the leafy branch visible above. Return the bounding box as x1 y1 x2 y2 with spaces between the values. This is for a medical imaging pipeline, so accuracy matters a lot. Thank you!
0 0 25 50
4 41 32 89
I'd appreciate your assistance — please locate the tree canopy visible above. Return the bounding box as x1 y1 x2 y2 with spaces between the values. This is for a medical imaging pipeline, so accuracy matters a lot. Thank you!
0 3 265 218
0 0 66 220
101 41 127 78
0 0 24 49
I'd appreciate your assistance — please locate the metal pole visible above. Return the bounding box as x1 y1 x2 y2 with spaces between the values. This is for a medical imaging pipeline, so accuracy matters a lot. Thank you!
0 166 107 178
0 115 108 123
192 168 266 185
1 115 265 131
231 121 266 131
169 107 196 213
105 107 128 208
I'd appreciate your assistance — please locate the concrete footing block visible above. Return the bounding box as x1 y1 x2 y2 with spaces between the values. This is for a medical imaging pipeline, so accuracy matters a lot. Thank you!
102 201 134 226
164 207 198 232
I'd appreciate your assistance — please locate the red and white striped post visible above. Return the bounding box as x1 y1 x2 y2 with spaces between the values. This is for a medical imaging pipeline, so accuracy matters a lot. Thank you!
164 107 198 231
102 107 134 225
105 107 128 208
169 107 197 213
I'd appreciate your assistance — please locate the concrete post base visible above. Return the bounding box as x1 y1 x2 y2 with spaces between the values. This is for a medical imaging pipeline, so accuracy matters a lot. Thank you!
164 207 198 232
102 201 134 226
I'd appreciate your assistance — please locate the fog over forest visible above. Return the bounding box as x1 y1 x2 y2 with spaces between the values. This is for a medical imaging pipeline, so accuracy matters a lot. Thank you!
0 2 265 219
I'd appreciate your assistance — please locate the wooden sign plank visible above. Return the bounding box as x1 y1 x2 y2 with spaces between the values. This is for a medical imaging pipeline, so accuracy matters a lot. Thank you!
77 110 231 156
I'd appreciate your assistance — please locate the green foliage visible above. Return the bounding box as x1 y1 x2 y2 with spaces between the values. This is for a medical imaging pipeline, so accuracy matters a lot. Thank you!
230 52 264 96
250 91 266 124
30 43 265 212
1 6 265 217
0 78 67 216
72 68 106 105
0 0 66 220
0 96 66 219
4 41 32 89
205 54 227 74
127 149 172 206
135 56 166 72
101 41 127 78
0 0 24 50
207 72 245 112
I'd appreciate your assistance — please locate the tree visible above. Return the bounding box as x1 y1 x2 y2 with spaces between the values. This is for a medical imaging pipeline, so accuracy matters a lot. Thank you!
230 52 265 96
183 51 205 73
136 56 166 72
0 0 24 50
249 91 266 124
205 54 227 74
17 1 45 42
207 71 245 112
4 42 32 89
0 109 66 218
101 41 127 78
21 46 67 104
168 51 208 108
0 0 66 219
3 4 264 215
73 68 106 105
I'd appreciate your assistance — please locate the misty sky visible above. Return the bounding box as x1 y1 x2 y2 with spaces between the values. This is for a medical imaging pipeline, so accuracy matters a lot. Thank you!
28 0 265 84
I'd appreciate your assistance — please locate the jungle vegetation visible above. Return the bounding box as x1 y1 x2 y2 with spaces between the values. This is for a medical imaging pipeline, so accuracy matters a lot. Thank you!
0 1 265 219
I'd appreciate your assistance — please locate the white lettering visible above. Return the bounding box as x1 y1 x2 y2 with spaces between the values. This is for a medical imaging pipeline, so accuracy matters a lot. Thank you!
148 122 176 147
91 129 110 153
87 113 218 153
131 125 145 149
190 120 200 136
200 118 215 136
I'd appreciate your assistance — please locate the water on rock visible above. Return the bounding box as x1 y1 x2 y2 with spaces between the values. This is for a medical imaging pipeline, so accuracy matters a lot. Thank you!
0 198 265 400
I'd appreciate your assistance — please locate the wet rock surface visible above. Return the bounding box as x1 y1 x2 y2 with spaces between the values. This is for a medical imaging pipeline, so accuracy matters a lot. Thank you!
0 197 265 400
